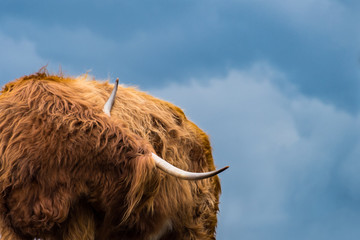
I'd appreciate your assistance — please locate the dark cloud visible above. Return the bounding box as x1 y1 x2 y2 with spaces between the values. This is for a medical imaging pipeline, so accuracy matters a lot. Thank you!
0 0 359 111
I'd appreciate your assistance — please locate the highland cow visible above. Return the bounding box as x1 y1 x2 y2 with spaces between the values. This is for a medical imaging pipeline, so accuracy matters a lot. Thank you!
0 70 228 240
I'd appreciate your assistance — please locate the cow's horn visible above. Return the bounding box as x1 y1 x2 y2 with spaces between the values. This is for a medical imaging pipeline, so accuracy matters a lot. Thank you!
103 78 119 116
152 153 229 180
104 81 229 180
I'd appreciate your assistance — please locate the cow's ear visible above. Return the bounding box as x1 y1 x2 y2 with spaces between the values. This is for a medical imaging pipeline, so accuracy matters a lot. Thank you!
123 151 160 221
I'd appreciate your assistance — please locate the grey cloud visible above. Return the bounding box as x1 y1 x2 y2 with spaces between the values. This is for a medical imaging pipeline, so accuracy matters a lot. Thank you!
150 62 360 240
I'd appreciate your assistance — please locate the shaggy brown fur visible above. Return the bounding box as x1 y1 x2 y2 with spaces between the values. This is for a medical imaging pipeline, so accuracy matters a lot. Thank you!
0 70 222 240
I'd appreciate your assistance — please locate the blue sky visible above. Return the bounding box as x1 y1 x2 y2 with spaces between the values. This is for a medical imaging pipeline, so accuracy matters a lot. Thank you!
1 1 359 239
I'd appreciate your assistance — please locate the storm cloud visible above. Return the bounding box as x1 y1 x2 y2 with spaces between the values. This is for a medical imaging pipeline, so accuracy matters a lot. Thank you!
0 0 359 110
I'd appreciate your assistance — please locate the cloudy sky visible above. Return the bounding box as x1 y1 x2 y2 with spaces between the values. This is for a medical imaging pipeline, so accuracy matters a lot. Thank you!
1 0 360 239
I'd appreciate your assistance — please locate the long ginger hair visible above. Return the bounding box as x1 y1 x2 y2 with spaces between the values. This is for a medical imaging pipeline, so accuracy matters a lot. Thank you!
0 70 221 240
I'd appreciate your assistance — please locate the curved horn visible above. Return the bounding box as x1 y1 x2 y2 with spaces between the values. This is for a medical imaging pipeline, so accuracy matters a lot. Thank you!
103 78 119 116
152 153 229 180
103 82 229 180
